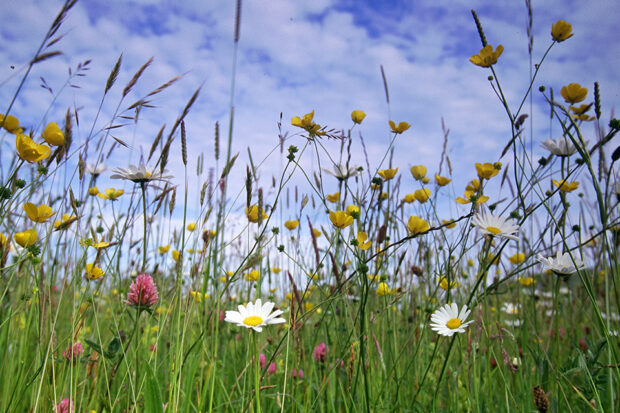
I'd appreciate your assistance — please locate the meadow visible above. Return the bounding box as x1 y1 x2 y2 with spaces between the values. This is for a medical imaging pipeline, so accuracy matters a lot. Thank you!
1 1 619 411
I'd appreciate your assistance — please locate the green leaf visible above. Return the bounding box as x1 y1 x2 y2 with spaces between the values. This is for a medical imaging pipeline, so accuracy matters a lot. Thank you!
105 337 121 358
84 339 103 355
144 363 164 413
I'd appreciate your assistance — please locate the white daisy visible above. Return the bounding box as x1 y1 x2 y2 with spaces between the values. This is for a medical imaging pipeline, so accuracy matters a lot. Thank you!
541 137 587 157
501 302 520 315
430 303 473 337
224 298 285 332
110 163 173 184
472 211 520 241
86 162 106 176
322 163 361 181
536 251 585 275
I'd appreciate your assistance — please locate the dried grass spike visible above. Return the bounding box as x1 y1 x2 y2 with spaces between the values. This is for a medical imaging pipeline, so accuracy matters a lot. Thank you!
123 57 153 97
105 54 122 95
181 120 187 166
471 10 488 47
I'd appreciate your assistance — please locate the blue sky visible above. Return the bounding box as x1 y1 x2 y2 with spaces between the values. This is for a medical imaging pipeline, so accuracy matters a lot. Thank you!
1 0 619 231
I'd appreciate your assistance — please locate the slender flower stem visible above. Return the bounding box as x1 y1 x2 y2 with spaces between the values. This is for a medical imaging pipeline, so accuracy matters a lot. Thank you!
253 331 261 413
140 183 147 272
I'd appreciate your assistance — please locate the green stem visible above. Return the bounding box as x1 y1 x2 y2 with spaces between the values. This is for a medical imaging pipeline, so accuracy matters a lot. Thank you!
253 331 261 413
141 183 147 272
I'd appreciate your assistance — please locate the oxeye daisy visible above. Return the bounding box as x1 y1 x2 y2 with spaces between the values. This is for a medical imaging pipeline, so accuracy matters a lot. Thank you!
536 251 585 275
472 211 520 241
430 303 473 337
224 298 285 332
110 163 172 184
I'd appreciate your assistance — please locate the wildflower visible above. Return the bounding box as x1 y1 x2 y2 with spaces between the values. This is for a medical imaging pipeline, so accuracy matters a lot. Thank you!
560 83 587 104
54 213 78 230
187 222 196 232
172 250 181 261
23 202 53 223
536 251 585 275
551 20 573 42
245 205 268 223
0 233 6 248
291 110 325 137
322 164 360 181
88 187 99 196
442 219 456 229
326 192 340 203
380 192 389 200
86 162 106 176
290 368 304 379
518 276 535 286
469 44 504 67
351 110 366 124
271 267 282 274
472 211 520 241
430 303 473 336
126 273 159 309
14 228 37 247
41 122 64 146
476 162 501 180
378 168 398 181
438 277 457 291
414 188 431 203
377 282 392 297
110 163 172 184
267 362 277 374
0 113 23 133
79 238 109 249
97 188 124 200
389 120 411 134
456 189 489 205
330 210 354 229
191 291 209 302
345 204 360 217
312 228 321 238
15 134 50 162
552 179 579 192
410 165 427 181
313 342 327 362
542 137 586 157
407 216 429 235
284 219 299 230
62 342 84 362
509 252 526 265
356 232 371 250
501 303 520 315
245 270 260 282
570 104 595 121
54 398 73 413
435 175 451 186
85 263 105 280
403 193 416 203
158 245 170 254
224 298 285 332
259 353 266 368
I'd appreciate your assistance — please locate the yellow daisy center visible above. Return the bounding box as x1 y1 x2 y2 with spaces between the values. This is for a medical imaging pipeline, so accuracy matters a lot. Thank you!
486 226 502 235
243 316 263 326
446 318 462 330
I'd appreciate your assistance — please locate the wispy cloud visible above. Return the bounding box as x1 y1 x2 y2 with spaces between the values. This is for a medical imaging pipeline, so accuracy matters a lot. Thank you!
1 0 618 224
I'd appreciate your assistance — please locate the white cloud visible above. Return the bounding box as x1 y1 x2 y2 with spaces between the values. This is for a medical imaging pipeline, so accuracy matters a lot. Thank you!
1 0 618 231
